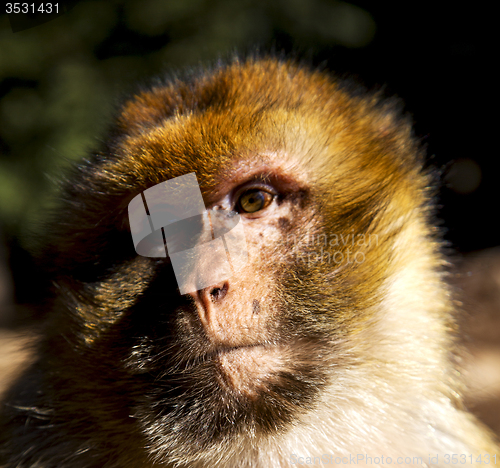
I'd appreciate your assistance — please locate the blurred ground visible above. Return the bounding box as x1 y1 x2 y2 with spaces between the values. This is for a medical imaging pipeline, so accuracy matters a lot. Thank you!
456 248 500 436
1 248 499 438
0 329 35 399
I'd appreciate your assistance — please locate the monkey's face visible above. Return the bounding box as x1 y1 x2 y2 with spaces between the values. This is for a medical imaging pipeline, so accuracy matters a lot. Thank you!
43 60 423 463
113 156 337 457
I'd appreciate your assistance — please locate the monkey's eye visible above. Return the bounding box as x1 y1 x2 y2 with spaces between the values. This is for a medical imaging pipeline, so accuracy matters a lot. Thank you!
237 189 274 214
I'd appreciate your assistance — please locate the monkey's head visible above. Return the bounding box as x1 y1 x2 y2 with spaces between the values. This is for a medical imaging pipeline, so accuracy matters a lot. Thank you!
36 58 448 465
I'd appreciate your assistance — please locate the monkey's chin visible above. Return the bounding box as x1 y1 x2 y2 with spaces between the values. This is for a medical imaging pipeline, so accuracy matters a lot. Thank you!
216 345 286 397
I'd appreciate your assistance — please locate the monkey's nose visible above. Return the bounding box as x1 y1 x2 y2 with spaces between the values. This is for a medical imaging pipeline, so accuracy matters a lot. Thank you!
188 281 230 334
188 280 229 312
187 281 229 309
207 281 229 302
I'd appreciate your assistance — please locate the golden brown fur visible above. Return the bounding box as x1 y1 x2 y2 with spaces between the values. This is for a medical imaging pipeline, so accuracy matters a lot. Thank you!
0 57 497 467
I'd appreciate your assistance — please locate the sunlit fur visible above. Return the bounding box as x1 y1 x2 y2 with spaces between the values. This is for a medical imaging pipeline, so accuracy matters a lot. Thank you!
0 57 497 467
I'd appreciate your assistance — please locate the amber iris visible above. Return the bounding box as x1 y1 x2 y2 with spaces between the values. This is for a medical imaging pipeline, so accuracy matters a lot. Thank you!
238 189 273 213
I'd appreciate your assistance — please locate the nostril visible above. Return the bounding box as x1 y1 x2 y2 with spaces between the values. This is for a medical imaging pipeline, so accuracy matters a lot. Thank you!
210 282 229 302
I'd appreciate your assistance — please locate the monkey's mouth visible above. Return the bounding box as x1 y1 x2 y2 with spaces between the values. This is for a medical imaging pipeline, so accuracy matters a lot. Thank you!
213 344 286 396
214 343 264 354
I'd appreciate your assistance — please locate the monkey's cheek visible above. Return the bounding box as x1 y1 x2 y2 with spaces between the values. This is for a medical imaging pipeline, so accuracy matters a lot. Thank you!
217 345 286 397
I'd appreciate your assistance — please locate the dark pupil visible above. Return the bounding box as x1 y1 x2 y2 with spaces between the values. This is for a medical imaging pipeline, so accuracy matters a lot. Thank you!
242 191 264 212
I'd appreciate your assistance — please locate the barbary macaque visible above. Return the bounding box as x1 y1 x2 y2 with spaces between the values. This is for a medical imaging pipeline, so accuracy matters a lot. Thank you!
0 57 497 467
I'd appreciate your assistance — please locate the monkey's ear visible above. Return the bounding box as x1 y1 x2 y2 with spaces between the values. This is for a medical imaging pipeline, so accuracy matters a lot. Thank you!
117 86 180 135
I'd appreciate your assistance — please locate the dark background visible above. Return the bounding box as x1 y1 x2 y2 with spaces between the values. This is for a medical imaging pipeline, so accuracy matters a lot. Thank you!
0 1 496 313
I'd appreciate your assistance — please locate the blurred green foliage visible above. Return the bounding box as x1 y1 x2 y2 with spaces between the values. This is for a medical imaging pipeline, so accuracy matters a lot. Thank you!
0 0 374 240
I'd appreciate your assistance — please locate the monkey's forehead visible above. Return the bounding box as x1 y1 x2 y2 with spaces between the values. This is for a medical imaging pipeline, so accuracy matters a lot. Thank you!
114 57 410 157
105 59 415 184
112 61 335 187
117 58 338 135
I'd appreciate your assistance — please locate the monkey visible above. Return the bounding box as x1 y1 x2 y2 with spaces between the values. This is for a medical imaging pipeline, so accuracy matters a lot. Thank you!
0 57 498 468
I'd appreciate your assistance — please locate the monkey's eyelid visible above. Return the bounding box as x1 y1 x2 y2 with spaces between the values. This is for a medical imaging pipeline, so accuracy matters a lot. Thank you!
233 182 277 196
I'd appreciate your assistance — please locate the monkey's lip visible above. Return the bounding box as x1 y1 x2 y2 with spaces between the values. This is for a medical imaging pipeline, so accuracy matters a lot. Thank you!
194 344 266 363
213 343 266 356
213 343 286 395
216 343 265 353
